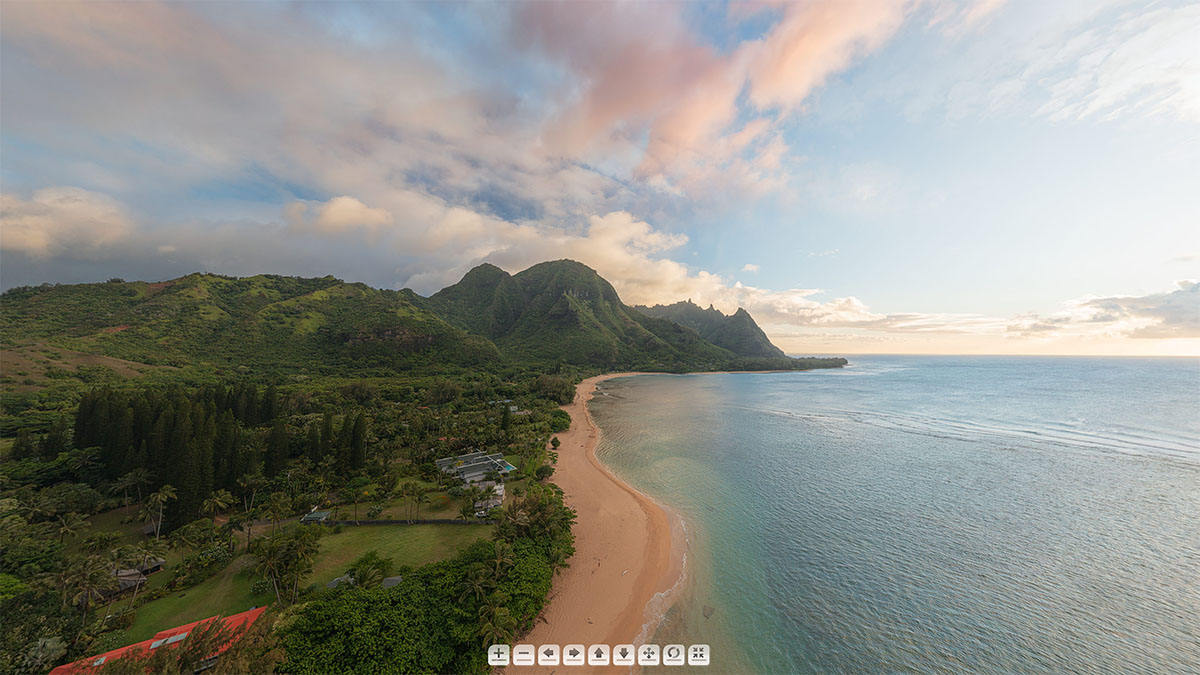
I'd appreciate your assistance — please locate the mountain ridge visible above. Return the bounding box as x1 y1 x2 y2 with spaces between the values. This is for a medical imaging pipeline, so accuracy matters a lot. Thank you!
633 299 787 359
1 261 846 380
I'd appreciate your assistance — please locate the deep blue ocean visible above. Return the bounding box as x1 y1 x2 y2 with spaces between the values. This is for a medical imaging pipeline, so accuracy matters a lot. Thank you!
588 356 1200 673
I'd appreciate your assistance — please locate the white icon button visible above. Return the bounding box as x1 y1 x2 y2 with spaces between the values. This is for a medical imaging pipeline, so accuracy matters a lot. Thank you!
612 644 635 666
538 644 560 666
587 644 610 666
563 644 585 666
512 644 535 666
663 644 686 666
637 644 661 666
487 644 510 666
688 644 711 666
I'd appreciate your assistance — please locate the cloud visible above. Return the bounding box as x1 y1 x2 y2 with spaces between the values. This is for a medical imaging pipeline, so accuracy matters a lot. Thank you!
519 0 926 196
0 187 134 258
743 0 911 112
1075 280 1200 338
742 263 760 272
287 196 393 235
1005 280 1200 340
1033 5 1200 123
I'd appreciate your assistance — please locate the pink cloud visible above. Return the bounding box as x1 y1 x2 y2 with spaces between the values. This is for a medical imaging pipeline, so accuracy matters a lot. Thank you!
520 0 917 194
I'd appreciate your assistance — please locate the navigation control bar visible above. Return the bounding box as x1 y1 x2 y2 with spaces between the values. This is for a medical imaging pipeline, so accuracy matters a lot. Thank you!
488 643 710 667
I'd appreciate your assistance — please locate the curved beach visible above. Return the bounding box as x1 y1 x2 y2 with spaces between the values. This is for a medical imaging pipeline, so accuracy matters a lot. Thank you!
521 373 684 666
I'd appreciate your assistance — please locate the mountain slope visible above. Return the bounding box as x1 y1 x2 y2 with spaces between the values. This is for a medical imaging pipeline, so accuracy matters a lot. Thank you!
0 274 499 377
634 300 786 359
428 260 735 369
427 260 843 371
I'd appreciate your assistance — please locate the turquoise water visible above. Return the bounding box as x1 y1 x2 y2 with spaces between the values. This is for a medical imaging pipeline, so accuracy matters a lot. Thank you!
589 356 1200 673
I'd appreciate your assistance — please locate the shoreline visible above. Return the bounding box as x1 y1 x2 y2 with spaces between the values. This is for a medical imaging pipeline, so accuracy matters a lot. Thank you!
520 373 685 669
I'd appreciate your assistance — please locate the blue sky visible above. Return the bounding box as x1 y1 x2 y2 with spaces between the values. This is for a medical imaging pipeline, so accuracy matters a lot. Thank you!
1 0 1197 354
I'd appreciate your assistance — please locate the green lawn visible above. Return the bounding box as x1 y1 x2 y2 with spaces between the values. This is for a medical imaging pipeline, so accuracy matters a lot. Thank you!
374 492 462 520
119 555 268 644
308 523 492 581
120 523 492 643
78 506 145 548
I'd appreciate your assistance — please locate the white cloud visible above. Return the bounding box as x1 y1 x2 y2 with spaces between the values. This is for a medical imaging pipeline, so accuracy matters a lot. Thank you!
742 263 760 272
287 196 393 235
0 187 134 258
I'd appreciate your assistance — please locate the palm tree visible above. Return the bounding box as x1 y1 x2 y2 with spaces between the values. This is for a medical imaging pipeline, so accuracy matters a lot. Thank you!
266 493 290 536
57 512 90 545
547 541 572 574
231 508 259 553
201 489 234 519
127 538 168 609
491 541 514 579
148 485 177 539
237 473 266 513
21 495 54 523
65 447 100 478
395 482 414 523
68 556 118 613
458 502 476 523
81 531 122 555
126 468 152 505
458 564 494 603
252 536 287 605
413 489 430 522
477 599 515 647
287 531 321 603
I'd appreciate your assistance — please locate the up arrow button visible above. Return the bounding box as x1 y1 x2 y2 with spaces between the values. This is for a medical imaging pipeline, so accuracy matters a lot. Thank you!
587 644 610 666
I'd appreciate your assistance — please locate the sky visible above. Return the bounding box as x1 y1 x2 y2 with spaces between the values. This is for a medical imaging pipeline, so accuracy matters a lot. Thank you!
1 0 1197 355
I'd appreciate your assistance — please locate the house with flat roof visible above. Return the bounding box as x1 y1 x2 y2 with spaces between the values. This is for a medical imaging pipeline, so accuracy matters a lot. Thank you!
435 450 517 484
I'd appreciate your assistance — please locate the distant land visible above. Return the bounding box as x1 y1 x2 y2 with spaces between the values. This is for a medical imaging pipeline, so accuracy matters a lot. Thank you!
635 300 786 359
0 259 846 385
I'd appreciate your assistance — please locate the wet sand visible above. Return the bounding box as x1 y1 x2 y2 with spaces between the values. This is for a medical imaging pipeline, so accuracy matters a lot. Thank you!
518 373 684 670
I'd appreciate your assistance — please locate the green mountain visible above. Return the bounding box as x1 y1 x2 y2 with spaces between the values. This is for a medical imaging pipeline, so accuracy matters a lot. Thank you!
427 260 842 371
1 262 845 387
634 300 787 359
0 273 499 379
426 260 734 370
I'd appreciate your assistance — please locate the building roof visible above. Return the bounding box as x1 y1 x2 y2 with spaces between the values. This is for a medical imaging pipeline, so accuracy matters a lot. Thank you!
49 606 268 674
300 510 331 522
136 557 167 573
102 569 147 596
436 451 513 481
326 573 355 589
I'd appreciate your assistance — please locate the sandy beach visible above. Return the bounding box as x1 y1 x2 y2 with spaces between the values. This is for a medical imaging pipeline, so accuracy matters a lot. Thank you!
519 373 684 669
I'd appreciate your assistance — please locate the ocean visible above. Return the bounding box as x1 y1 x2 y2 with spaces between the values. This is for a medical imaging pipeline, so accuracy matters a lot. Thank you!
588 356 1200 674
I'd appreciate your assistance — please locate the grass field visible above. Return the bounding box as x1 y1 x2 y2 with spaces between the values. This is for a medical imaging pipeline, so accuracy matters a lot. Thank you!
119 522 492 643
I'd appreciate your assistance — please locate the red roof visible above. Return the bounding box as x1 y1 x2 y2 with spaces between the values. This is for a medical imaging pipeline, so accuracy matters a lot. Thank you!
49 606 268 674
